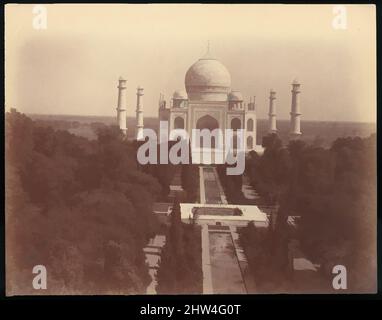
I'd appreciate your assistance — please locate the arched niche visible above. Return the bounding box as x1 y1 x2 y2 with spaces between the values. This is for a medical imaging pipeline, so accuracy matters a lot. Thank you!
247 118 254 132
174 116 185 129
231 118 241 131
195 115 219 148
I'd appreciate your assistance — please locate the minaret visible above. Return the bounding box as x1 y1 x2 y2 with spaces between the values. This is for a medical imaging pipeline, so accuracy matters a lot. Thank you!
136 86 144 140
290 79 302 138
245 95 257 151
159 93 164 109
116 77 127 135
268 89 277 133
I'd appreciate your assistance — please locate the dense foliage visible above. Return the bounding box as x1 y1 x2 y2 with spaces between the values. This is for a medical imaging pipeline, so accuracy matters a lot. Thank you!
244 133 376 292
181 164 199 202
246 134 291 205
239 220 289 292
156 198 202 294
216 165 245 204
6 110 163 294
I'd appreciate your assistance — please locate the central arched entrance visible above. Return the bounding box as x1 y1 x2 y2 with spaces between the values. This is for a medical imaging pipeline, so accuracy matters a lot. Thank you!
196 115 219 131
231 118 241 131
174 116 185 129
196 115 219 148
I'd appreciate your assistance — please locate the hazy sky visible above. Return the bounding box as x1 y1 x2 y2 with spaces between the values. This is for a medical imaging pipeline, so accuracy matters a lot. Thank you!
5 4 376 122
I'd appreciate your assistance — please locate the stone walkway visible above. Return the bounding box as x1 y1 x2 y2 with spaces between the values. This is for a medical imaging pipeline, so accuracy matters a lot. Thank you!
201 224 213 294
208 231 247 294
241 175 260 201
199 165 248 294
212 167 228 204
143 235 166 294
199 166 228 204
199 166 206 204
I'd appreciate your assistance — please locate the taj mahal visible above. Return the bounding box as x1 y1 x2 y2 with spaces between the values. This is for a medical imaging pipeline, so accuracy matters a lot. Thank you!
158 50 261 159
116 48 302 163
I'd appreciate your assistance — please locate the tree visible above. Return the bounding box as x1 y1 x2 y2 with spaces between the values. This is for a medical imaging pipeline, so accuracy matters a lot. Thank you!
156 197 202 294
216 164 244 203
181 164 199 202
243 132 376 292
246 134 291 205
5 110 161 294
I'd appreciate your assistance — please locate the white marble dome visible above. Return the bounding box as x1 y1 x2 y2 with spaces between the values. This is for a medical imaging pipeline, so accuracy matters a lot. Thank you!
173 90 188 100
185 56 231 102
228 90 243 102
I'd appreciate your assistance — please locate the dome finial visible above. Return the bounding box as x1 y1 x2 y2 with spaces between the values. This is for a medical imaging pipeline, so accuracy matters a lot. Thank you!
202 40 213 59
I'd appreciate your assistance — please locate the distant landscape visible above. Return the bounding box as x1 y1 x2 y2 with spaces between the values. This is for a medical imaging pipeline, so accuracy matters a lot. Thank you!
28 114 376 148
6 3 377 297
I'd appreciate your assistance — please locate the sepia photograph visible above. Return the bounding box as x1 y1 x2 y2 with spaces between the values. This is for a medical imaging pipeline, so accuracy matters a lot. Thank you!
4 3 377 296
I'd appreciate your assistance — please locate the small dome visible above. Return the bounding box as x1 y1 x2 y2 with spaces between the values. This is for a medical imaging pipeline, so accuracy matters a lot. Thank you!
173 90 188 100
185 56 231 101
228 90 243 102
292 78 300 85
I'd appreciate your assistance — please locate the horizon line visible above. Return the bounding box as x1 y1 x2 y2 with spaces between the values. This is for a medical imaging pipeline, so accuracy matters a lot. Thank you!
21 112 376 125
